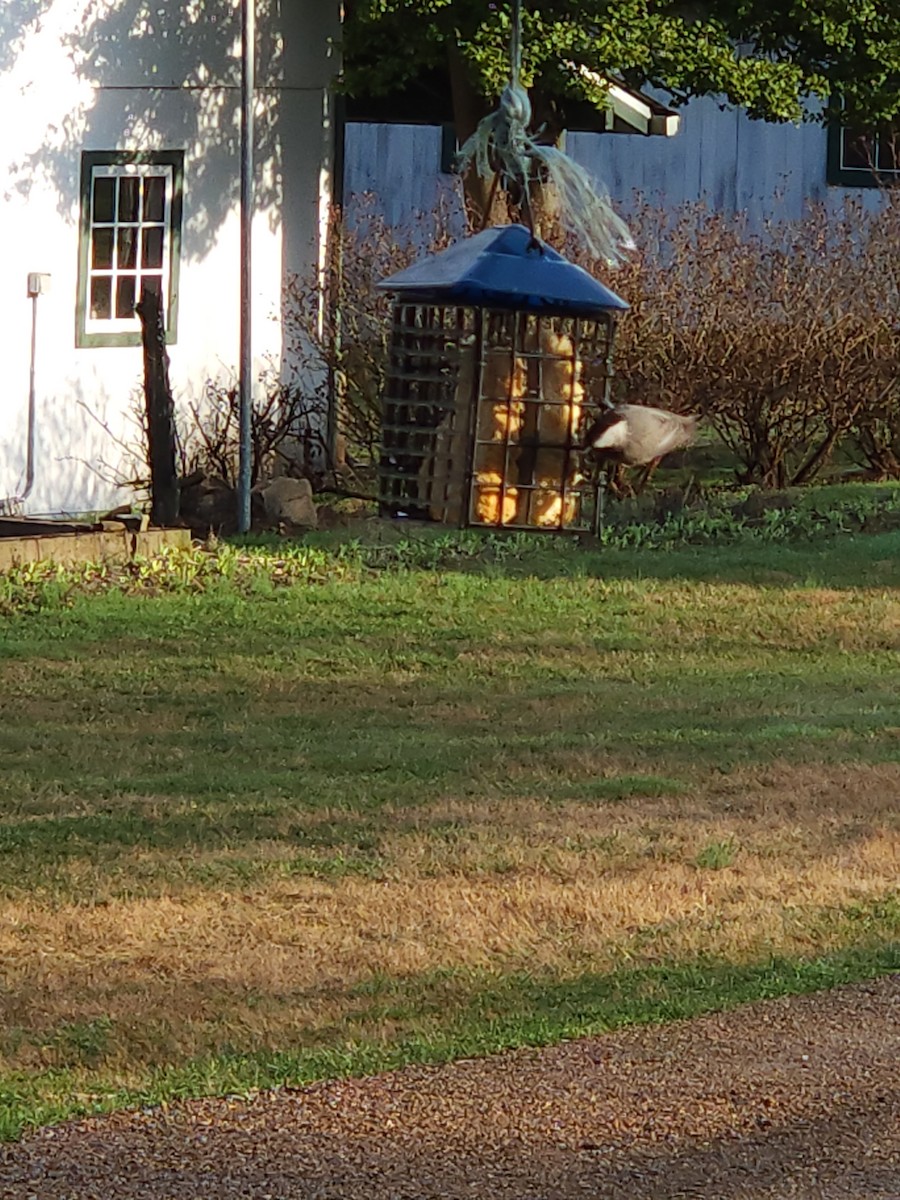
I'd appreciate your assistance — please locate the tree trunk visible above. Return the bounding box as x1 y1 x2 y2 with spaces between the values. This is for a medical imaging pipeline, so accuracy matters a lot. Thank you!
790 426 844 487
526 88 565 245
447 40 506 229
136 286 180 527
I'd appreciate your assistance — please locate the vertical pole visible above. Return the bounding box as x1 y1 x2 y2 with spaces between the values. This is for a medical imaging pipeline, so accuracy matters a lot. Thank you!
24 293 38 502
238 0 255 533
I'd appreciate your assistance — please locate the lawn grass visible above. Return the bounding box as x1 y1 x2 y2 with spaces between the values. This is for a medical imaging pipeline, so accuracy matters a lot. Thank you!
0 524 898 1139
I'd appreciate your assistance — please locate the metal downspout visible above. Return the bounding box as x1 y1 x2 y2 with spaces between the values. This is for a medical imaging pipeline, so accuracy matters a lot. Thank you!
237 0 255 533
0 277 46 515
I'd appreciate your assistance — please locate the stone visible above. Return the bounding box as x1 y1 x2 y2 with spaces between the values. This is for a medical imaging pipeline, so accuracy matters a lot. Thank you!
99 506 150 533
315 503 350 531
179 473 237 533
260 476 318 529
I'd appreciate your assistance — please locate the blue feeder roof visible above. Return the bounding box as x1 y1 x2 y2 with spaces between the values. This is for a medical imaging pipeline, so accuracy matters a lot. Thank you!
377 224 629 317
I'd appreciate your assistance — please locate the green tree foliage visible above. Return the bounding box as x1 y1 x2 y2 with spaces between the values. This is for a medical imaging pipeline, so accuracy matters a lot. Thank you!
343 1 900 130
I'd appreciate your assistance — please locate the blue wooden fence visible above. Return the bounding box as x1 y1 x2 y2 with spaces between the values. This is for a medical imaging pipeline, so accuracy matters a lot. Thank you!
343 97 884 240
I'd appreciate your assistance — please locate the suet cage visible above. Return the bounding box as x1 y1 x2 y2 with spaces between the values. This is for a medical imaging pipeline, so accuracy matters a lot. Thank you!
376 225 629 533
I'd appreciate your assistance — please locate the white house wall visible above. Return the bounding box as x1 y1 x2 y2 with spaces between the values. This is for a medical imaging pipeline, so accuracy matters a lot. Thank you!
0 0 339 517
343 97 885 238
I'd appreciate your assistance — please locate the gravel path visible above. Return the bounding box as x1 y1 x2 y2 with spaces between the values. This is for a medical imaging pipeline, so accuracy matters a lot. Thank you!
2 975 898 1200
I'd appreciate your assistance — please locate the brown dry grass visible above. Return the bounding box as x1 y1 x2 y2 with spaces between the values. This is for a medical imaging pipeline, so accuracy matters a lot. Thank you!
1 547 898 1136
1 761 896 1075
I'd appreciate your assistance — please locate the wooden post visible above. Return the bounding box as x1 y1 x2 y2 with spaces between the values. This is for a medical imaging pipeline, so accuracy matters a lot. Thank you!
136 286 180 527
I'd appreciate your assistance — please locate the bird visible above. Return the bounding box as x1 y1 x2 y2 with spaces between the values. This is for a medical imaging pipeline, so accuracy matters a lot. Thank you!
582 404 699 495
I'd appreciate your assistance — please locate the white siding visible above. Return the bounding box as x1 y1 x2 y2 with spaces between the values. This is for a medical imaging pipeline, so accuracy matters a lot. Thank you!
0 0 339 517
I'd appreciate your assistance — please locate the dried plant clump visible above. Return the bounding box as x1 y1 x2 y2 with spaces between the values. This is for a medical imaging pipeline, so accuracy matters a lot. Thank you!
106 192 900 503
572 193 900 488
280 199 458 489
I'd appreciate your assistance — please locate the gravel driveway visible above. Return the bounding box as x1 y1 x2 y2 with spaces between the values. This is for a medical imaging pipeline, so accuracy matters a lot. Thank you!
2 975 897 1200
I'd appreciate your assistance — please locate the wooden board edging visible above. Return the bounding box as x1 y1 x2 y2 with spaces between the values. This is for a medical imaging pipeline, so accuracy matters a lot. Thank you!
0 528 192 571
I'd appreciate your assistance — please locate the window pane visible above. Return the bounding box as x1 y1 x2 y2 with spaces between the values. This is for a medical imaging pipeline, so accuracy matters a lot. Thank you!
142 226 164 268
116 276 136 319
140 274 163 301
842 130 874 170
877 130 899 172
92 228 114 269
93 177 115 222
118 176 140 222
117 227 138 270
143 176 165 222
90 276 112 320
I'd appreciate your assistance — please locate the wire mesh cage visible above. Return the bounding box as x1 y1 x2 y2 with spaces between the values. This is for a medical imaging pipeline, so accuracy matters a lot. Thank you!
379 305 617 531
376 225 628 533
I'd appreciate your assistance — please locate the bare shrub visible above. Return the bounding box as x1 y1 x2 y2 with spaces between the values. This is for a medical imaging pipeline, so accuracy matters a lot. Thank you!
162 192 900 501
281 197 458 485
571 194 900 487
305 192 899 492
178 374 331 488
161 199 458 500
842 191 900 478
852 382 900 478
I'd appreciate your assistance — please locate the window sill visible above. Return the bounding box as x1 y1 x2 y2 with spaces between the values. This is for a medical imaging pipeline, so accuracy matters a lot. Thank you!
76 328 178 349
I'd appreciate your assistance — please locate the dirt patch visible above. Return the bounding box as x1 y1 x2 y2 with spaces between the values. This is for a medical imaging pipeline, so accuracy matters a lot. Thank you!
2 974 897 1199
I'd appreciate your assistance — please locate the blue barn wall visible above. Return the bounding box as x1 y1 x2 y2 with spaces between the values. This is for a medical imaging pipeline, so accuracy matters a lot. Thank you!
343 96 884 239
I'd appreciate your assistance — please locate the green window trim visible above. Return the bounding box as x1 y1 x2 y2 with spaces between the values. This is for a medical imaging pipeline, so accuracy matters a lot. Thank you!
826 121 900 189
76 150 184 349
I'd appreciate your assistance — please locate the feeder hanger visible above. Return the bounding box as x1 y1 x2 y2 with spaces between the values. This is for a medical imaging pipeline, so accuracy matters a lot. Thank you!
455 0 636 267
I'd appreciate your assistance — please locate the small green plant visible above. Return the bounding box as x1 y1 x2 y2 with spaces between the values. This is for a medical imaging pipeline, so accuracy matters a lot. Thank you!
694 838 739 870
3 480 900 618
48 1017 114 1068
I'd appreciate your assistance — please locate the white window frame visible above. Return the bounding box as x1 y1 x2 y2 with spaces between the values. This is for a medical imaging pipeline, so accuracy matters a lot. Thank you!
77 151 184 348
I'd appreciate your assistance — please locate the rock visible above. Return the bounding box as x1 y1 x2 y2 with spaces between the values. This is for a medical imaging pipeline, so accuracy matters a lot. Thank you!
98 507 150 532
179 473 237 533
315 504 350 531
260 476 318 529
176 470 318 533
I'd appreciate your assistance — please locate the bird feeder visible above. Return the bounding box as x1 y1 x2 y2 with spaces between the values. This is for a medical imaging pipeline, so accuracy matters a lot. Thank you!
376 224 629 532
